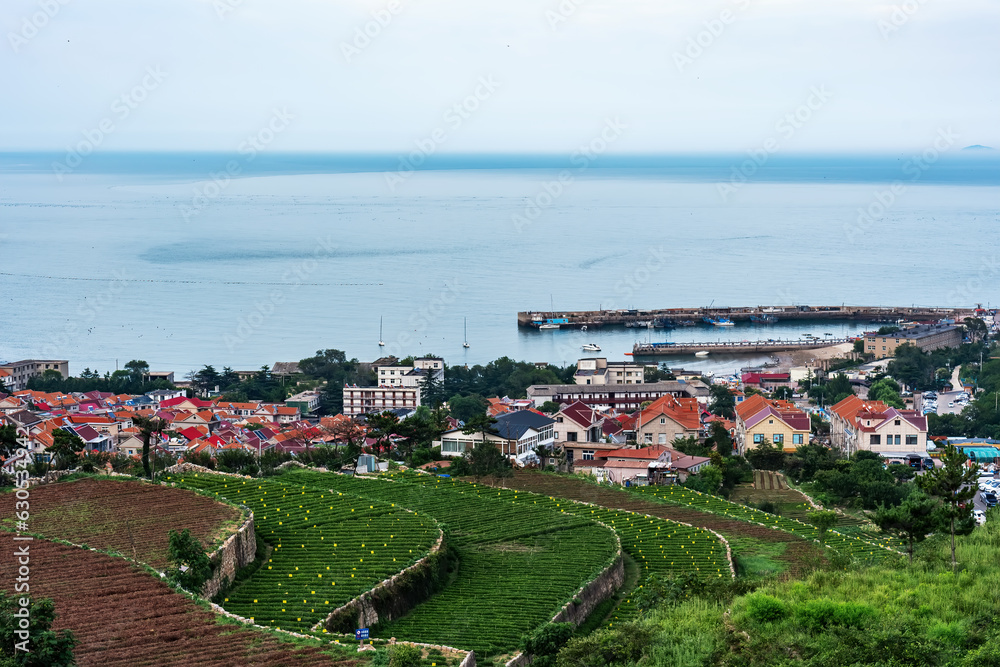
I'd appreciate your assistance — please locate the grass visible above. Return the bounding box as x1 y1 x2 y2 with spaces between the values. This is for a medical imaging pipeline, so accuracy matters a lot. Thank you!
729 537 789 578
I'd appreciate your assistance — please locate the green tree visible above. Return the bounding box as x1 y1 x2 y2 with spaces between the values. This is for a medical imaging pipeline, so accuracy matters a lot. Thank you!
672 435 711 457
133 415 168 480
168 528 214 591
873 491 937 564
448 394 489 422
0 425 19 459
682 464 723 494
868 377 904 408
963 317 988 344
387 644 422 667
808 510 838 547
49 429 83 470
916 443 978 571
520 623 575 667
746 439 785 471
772 386 794 401
0 593 76 666
466 440 512 483
123 359 150 384
365 412 401 455
538 400 561 414
463 413 498 451
708 385 736 419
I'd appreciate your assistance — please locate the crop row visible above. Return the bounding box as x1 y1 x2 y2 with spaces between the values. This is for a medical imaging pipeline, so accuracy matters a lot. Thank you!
170 474 439 632
278 469 620 653
626 485 903 561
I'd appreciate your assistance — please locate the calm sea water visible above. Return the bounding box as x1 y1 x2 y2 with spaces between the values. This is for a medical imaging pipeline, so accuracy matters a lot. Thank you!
1 153 998 378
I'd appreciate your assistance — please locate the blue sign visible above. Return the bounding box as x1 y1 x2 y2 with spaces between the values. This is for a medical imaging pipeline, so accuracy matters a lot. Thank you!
355 628 370 640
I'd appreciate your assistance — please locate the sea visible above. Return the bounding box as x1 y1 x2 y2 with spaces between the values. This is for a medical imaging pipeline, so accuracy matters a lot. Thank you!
1 152 998 379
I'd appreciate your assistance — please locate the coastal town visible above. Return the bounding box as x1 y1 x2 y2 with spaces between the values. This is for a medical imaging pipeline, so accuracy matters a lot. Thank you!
3 311 997 485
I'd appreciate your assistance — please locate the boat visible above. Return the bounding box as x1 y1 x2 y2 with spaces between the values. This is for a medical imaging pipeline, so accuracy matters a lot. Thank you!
714 317 735 327
695 351 710 357
823 332 833 336
677 320 696 327
582 343 601 352
378 317 385 347
463 318 470 348
750 314 778 324
539 323 560 330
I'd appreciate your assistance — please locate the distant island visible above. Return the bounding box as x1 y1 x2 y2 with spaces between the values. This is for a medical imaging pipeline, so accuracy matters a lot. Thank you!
962 144 995 151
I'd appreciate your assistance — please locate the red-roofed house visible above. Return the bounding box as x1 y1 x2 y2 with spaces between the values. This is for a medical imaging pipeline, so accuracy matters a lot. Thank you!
734 394 810 454
829 395 927 455
741 373 792 391
635 394 702 446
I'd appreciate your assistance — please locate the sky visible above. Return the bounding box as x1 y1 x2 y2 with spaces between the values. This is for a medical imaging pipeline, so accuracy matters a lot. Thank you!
1 0 998 154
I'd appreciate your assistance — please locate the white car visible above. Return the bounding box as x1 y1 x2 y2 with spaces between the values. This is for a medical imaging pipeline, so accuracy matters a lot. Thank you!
974 510 986 526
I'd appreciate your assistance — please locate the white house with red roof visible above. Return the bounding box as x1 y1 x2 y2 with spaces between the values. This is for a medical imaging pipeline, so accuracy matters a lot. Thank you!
829 395 927 456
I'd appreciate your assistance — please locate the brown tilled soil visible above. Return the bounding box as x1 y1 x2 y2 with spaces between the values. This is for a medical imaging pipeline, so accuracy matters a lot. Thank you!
0 478 241 567
0 538 354 666
490 472 824 577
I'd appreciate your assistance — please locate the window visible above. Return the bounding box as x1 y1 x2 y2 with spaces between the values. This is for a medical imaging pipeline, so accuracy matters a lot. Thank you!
906 434 918 446
793 433 804 445
658 433 667 444
893 434 901 445
894 420 900 426
582 450 595 461
644 433 652 444
773 434 784 444
566 432 577 442
659 417 666 425
870 435 881 445
753 434 763 444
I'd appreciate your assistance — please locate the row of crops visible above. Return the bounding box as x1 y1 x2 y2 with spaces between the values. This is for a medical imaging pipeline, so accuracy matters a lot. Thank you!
280 469 622 654
170 474 440 633
626 485 903 561
389 474 731 624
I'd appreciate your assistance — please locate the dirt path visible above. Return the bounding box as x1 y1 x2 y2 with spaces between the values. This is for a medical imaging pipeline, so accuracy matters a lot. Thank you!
490 472 824 577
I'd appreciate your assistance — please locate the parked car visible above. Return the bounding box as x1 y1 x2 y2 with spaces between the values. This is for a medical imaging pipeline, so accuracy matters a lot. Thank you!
923 458 935 469
974 509 986 526
980 491 998 507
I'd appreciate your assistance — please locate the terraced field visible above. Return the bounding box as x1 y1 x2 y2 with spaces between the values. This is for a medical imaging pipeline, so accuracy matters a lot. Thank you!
282 471 728 631
0 477 241 567
171 473 440 633
278 470 622 654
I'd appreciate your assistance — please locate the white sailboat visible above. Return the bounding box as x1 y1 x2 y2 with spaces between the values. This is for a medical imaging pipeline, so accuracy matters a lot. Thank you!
463 318 470 348
378 317 385 347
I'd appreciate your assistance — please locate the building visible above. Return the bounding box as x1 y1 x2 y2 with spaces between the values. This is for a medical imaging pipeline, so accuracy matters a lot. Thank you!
527 380 709 412
435 409 555 461
285 390 321 414
635 394 702 446
734 394 811 454
573 358 645 385
741 373 792 391
864 324 962 360
829 395 928 456
0 360 69 392
147 371 175 384
343 357 445 417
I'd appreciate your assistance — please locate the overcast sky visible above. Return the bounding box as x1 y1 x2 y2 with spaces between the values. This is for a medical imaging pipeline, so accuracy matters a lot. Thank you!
2 0 997 153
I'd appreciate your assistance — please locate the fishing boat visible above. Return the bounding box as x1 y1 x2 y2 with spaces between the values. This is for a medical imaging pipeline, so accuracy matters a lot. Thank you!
677 320 696 327
581 343 601 352
695 350 710 357
750 314 778 324
539 323 560 330
714 317 735 327
463 318 470 348
378 317 385 347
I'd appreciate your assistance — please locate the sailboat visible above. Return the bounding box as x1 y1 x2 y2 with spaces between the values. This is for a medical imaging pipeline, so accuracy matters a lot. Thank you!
378 317 385 347
463 318 470 348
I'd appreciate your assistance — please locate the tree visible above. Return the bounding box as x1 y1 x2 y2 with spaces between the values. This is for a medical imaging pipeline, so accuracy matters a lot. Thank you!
168 528 214 591
746 439 785 471
917 443 978 571
189 365 221 395
133 415 168 480
963 317 988 344
708 385 736 419
49 429 84 470
463 413 499 452
868 377 904 408
874 491 937 565
465 440 513 483
0 593 76 666
520 623 575 667
808 510 838 547
0 425 19 459
448 394 489 423
772 386 794 401
123 359 150 384
704 421 733 455
538 401 561 414
853 339 866 354
672 435 711 457
365 412 400 455
682 464 723 494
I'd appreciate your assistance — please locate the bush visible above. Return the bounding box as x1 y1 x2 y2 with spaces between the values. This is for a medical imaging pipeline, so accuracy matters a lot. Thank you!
795 599 876 631
0 593 76 666
743 593 788 623
520 623 574 667
388 643 422 667
557 624 652 667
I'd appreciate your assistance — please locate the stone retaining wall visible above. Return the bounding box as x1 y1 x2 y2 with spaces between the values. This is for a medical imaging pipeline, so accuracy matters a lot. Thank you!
550 553 625 626
200 511 257 599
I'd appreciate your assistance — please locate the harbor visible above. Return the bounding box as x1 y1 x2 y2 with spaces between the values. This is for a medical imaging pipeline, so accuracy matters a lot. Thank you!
517 304 978 329
631 337 851 357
